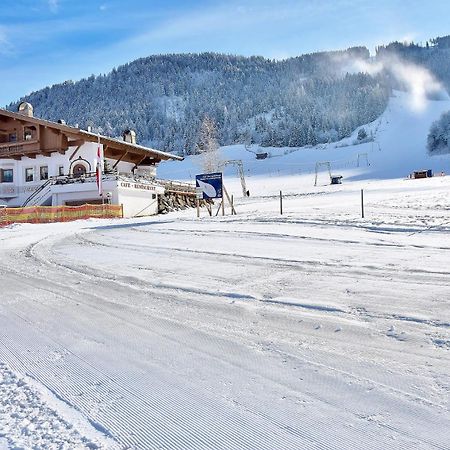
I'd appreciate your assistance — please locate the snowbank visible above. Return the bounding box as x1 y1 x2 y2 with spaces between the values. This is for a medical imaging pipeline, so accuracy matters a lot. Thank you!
0 362 117 449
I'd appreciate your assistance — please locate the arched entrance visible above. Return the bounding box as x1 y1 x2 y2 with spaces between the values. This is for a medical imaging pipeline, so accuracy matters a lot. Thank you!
69 157 91 178
73 163 87 177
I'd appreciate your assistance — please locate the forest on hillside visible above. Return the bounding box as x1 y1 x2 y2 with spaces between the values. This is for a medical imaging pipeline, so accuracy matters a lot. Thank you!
8 36 450 155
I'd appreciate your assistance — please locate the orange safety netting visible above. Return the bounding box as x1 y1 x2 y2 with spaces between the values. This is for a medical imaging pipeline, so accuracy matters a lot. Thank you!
0 204 123 227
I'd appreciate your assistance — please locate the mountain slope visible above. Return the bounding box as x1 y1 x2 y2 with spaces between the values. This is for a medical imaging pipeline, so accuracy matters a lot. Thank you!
8 36 450 157
158 90 450 188
7 50 388 154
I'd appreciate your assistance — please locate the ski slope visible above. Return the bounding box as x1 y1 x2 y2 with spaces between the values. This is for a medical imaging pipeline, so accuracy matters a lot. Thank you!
158 90 450 194
0 91 449 449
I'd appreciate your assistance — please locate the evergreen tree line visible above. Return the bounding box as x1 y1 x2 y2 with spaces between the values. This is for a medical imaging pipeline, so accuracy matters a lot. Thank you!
8 37 449 155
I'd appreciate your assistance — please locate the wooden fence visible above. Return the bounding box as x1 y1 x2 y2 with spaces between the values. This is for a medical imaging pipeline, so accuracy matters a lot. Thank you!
0 204 123 226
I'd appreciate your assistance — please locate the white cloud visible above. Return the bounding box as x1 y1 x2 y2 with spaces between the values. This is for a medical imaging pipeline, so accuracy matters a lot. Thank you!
48 0 59 13
120 0 397 58
0 26 14 56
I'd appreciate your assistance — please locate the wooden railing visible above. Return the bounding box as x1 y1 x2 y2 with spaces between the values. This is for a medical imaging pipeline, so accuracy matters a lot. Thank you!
0 140 40 157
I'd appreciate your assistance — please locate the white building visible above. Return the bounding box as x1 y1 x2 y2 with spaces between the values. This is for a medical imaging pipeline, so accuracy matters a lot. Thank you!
0 103 183 217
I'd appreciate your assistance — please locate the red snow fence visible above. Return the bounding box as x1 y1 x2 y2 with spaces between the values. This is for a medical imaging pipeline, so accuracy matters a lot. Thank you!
0 204 123 227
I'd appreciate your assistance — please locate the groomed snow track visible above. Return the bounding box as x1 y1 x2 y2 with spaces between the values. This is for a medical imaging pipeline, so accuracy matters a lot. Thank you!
0 188 449 449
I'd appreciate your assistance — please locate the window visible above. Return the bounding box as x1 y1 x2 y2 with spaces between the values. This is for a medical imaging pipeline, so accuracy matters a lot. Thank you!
0 169 13 183
24 126 36 141
9 133 17 143
3 169 13 183
40 166 49 181
58 165 65 176
25 168 34 182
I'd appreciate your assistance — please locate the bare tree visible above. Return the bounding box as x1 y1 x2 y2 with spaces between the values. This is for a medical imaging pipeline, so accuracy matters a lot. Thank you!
196 116 221 173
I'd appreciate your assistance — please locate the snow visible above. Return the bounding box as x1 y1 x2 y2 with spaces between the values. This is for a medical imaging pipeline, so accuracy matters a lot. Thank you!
0 91 449 449
0 362 117 449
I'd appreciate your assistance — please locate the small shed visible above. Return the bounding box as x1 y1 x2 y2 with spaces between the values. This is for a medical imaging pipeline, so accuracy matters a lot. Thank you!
412 170 432 179
331 175 343 185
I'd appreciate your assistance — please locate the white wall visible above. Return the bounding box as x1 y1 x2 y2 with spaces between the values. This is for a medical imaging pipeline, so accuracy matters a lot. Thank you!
0 142 101 206
51 179 119 206
118 182 164 217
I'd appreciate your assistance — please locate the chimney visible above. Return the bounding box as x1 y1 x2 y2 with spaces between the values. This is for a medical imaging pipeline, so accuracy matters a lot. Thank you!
123 129 136 144
18 102 33 117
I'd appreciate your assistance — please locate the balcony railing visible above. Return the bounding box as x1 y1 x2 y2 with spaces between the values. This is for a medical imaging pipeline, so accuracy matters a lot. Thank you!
0 140 40 157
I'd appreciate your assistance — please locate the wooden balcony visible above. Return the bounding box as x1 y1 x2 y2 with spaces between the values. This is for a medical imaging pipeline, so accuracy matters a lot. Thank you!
0 140 42 159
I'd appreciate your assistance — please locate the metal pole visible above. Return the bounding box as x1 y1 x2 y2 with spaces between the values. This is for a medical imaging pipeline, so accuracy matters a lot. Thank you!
361 189 365 219
196 199 200 218
221 196 225 216
280 190 283 215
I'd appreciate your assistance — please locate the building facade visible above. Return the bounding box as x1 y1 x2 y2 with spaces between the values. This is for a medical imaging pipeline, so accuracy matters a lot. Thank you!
0 103 183 217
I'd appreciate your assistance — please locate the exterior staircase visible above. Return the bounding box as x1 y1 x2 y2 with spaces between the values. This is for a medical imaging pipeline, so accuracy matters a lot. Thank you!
22 179 54 207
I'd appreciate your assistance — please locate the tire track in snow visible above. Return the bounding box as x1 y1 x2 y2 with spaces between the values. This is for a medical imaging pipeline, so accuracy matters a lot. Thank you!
76 229 450 285
38 231 450 330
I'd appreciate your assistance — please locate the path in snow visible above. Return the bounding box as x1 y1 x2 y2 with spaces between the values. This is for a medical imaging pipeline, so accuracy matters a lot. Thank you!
0 177 449 449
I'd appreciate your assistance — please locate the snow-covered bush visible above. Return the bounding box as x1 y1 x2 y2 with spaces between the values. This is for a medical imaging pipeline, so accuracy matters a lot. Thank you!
428 111 450 155
357 128 368 141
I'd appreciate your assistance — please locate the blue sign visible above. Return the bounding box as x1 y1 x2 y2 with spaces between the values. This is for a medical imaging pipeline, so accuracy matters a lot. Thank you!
196 172 223 199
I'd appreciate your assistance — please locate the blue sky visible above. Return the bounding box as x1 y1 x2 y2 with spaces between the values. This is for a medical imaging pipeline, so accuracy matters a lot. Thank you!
1 0 449 106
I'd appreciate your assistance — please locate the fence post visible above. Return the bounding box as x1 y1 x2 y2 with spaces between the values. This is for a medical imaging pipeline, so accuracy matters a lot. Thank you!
361 189 365 219
280 191 283 215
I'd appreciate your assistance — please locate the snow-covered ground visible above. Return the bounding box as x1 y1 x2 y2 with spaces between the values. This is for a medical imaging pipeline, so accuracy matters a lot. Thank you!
0 91 449 449
0 362 117 449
